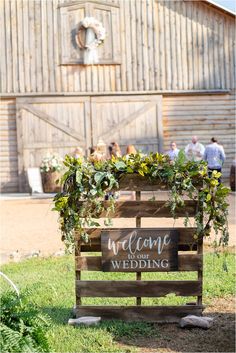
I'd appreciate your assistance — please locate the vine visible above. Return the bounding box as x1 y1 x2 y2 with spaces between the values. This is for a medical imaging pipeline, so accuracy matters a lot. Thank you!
53 151 230 252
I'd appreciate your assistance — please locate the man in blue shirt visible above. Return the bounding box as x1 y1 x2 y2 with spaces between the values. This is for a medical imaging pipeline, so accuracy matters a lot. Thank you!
203 137 225 181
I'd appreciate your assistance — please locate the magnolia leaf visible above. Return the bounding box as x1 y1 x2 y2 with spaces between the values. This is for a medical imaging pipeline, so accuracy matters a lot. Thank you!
76 170 82 184
210 179 219 187
212 170 222 179
88 220 100 227
206 193 212 202
54 196 68 211
114 161 126 171
127 167 133 173
94 172 106 184
175 149 186 165
138 169 144 176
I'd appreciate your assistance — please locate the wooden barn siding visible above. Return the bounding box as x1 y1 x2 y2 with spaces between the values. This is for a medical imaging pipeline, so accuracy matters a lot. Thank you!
0 0 235 94
163 91 236 180
0 99 18 192
0 92 234 192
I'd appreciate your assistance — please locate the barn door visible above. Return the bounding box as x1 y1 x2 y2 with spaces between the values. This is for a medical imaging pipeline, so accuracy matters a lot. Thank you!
91 95 163 154
16 97 91 191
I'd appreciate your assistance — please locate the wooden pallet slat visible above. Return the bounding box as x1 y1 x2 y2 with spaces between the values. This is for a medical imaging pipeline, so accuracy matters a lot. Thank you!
118 174 202 191
77 200 198 218
76 280 202 297
75 305 204 322
77 227 198 241
79 243 198 252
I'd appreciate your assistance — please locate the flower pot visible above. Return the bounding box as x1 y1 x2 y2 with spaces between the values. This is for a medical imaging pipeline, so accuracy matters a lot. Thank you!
41 171 61 193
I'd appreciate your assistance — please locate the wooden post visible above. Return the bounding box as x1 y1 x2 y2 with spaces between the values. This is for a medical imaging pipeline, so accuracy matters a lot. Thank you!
197 197 204 307
16 103 25 192
197 236 203 306
136 190 141 305
75 238 82 308
156 96 163 153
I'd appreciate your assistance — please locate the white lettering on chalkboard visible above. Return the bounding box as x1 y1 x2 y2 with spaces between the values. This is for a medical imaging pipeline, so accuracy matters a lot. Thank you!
107 230 171 256
111 259 169 270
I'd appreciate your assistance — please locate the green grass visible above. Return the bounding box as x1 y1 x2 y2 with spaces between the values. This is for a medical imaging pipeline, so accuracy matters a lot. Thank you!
1 253 235 353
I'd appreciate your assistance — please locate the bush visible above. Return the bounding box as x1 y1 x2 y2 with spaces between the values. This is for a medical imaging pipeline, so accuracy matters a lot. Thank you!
0 289 51 353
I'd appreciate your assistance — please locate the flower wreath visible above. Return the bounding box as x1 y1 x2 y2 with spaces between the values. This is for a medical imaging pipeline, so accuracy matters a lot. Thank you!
76 17 106 50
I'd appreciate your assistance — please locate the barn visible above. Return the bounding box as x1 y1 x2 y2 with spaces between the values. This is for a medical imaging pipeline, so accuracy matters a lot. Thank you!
0 0 235 192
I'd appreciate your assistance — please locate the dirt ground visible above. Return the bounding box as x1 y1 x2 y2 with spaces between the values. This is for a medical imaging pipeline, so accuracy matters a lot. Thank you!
117 296 235 353
0 192 235 264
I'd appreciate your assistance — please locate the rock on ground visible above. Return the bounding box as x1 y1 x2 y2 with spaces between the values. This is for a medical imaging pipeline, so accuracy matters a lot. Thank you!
180 315 214 329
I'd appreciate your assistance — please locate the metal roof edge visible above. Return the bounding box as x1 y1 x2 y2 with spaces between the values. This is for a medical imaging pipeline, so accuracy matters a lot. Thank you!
202 0 236 17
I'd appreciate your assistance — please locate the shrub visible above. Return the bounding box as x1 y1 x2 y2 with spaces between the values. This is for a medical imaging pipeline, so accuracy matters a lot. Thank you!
0 289 51 353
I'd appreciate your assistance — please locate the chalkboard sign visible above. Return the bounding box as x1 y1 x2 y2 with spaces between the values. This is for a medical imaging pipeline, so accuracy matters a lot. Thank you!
101 228 179 272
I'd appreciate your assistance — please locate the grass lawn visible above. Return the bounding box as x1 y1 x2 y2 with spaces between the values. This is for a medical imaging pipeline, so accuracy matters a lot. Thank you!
1 253 235 353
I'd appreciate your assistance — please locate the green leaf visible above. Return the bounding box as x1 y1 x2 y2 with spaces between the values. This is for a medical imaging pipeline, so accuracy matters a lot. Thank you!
94 172 106 184
114 161 126 171
87 220 100 227
138 169 144 176
76 170 82 184
206 193 212 202
212 170 222 179
54 196 69 211
90 189 97 196
175 149 186 165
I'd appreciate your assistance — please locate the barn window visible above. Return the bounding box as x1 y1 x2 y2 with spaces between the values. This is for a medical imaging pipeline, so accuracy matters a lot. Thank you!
58 1 121 65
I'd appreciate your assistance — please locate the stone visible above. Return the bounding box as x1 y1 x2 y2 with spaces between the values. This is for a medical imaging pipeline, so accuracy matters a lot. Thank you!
9 250 21 262
53 249 65 257
25 250 40 259
180 315 214 329
68 316 101 326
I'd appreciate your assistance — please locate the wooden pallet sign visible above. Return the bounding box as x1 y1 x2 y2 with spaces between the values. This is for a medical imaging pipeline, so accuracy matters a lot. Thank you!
75 176 204 323
101 228 179 272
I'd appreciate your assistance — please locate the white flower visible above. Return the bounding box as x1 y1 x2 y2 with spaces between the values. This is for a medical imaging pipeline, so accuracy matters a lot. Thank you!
40 153 63 173
78 17 106 48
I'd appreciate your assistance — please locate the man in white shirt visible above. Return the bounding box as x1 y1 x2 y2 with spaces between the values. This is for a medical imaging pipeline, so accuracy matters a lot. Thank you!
204 137 225 182
185 136 205 162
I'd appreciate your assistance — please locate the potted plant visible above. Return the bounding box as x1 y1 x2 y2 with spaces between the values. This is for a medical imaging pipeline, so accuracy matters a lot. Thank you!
40 153 63 193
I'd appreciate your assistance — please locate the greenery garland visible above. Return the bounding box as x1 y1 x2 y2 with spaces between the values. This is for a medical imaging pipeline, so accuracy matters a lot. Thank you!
53 151 230 252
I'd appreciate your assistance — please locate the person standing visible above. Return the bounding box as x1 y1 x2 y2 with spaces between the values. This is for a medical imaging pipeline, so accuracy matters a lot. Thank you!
125 145 137 200
126 145 137 155
108 142 122 158
166 141 179 161
72 146 84 159
204 137 225 181
185 136 205 162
